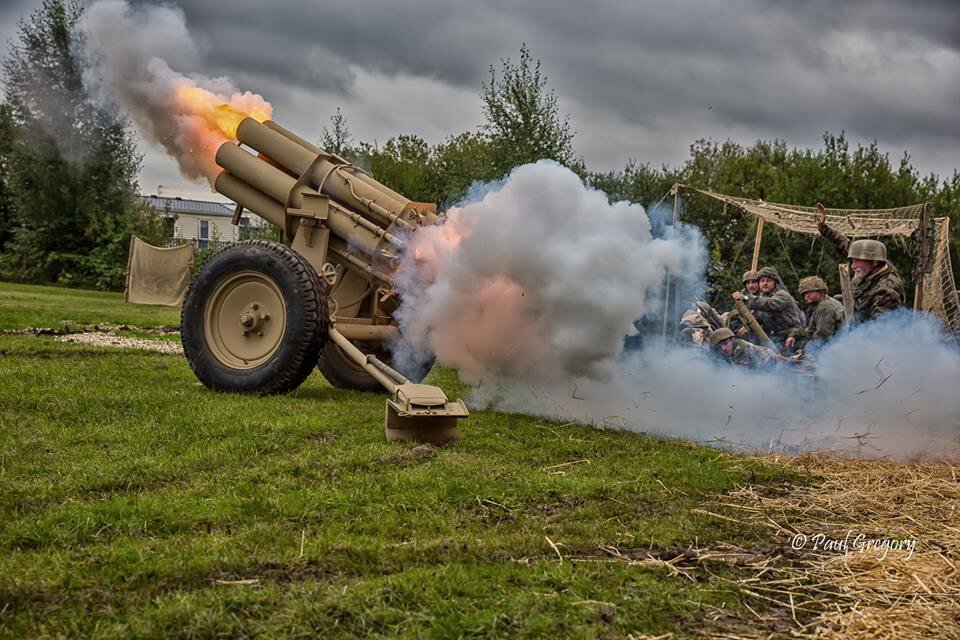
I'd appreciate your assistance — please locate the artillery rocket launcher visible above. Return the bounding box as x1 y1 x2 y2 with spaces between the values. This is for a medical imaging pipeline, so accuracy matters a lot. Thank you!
179 117 467 443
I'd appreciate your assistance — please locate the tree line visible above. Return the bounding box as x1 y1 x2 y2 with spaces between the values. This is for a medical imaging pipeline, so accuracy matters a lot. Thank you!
325 46 960 304
2 1 958 306
0 1 166 291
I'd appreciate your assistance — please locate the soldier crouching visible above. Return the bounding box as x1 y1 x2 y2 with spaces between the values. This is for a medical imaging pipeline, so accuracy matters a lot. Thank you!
786 275 845 353
709 327 788 369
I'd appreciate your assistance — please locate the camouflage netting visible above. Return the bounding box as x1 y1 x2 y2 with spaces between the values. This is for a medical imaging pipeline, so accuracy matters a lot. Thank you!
124 236 194 307
679 185 960 337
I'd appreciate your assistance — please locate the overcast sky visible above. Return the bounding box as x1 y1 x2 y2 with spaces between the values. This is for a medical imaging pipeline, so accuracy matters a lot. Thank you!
2 0 958 201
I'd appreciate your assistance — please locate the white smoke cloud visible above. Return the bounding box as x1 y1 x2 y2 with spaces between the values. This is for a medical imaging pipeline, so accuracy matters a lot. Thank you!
78 0 272 183
396 162 960 460
395 161 705 383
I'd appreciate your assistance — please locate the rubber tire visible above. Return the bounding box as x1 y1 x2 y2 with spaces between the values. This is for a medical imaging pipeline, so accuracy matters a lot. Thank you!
318 339 434 393
181 240 328 395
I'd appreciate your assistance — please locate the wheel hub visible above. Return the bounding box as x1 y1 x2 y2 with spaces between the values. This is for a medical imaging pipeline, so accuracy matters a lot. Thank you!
203 272 287 369
239 304 271 336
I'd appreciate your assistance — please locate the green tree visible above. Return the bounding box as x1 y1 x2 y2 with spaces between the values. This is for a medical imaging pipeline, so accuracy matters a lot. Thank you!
588 159 677 210
318 107 355 159
0 104 15 248
667 132 960 305
0 0 152 290
355 135 439 204
481 44 578 176
430 131 495 208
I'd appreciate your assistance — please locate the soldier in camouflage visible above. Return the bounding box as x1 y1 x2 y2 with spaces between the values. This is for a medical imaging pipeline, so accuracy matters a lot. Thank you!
785 276 845 352
709 327 788 368
732 265 803 351
729 270 761 340
816 203 906 323
742 271 760 296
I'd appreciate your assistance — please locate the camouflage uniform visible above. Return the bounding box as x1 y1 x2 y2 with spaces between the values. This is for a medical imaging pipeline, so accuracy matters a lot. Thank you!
679 307 712 347
742 267 803 349
728 271 761 342
790 295 844 350
818 221 906 322
724 339 787 368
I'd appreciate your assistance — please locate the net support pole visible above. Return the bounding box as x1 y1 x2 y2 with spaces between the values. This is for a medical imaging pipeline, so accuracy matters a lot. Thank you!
661 189 680 337
913 202 933 311
838 263 855 322
750 217 765 272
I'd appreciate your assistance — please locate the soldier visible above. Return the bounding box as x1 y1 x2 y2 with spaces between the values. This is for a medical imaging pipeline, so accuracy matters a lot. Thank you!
815 203 906 322
742 271 760 296
708 327 787 368
732 265 803 351
679 307 711 347
729 271 760 340
785 276 844 352
679 300 725 348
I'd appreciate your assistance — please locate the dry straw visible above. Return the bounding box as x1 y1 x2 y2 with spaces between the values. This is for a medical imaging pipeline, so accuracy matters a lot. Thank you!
714 454 959 638
568 454 959 638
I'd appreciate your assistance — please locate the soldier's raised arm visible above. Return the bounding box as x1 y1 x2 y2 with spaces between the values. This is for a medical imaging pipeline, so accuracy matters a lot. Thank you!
815 202 850 259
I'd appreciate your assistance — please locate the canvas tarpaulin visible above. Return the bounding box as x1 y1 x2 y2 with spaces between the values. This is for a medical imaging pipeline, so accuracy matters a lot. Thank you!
124 236 194 306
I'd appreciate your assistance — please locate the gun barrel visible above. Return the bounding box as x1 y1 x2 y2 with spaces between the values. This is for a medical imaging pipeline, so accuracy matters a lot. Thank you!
215 142 388 258
261 120 410 205
235 118 417 230
733 299 777 350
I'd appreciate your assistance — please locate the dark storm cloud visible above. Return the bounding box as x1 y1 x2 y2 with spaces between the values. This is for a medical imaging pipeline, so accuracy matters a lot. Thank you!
2 0 957 186
158 1 959 152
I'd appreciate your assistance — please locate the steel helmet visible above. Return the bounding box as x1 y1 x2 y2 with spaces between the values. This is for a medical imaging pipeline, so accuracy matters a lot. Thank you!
709 327 735 348
742 270 759 283
757 266 781 281
847 239 887 262
797 276 828 295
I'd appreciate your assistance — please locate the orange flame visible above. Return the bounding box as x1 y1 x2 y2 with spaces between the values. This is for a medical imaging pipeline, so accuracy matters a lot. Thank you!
175 84 272 139
171 83 273 184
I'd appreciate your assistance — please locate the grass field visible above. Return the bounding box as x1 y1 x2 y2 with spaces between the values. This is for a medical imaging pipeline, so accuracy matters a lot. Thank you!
0 282 802 638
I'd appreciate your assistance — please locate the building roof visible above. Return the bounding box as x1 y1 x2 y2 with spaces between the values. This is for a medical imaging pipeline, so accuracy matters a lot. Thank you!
140 195 235 217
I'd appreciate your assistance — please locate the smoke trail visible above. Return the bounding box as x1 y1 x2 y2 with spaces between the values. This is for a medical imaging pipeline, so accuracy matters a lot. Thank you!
396 162 960 459
78 0 272 184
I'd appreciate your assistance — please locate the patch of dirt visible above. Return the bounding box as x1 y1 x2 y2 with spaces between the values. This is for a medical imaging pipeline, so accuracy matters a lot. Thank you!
4 324 178 336
81 476 182 501
535 494 585 516
0 349 149 359
0 586 64 615
386 444 437 465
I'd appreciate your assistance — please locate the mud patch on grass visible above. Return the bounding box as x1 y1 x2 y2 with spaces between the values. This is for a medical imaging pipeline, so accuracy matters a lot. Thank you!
386 444 437 465
306 431 338 444
4 324 178 336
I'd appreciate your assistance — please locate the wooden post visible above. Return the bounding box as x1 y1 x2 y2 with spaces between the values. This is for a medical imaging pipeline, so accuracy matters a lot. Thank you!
750 217 765 272
913 202 933 311
838 263 854 322
661 190 681 337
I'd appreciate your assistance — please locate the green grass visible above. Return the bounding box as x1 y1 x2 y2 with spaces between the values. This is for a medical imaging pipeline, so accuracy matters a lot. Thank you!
0 282 799 638
0 281 180 331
